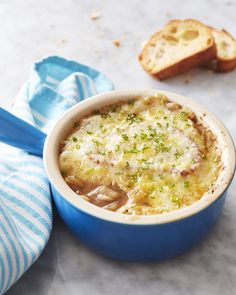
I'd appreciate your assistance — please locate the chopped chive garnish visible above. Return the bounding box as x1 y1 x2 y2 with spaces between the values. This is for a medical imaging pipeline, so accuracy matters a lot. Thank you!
87 168 94 174
115 145 120 151
86 131 93 135
181 112 188 120
126 161 130 169
128 100 135 106
142 146 150 152
72 137 78 142
125 144 139 154
92 139 101 146
101 112 110 118
142 165 149 170
141 158 150 163
171 195 179 202
184 181 189 187
122 134 129 141
99 151 106 155
126 113 142 125
101 127 107 133
171 195 182 207
127 174 138 182
174 149 183 159
140 132 148 140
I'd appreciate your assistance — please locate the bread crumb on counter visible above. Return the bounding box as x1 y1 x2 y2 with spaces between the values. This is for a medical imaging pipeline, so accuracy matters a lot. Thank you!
113 39 120 47
184 74 192 84
90 11 101 20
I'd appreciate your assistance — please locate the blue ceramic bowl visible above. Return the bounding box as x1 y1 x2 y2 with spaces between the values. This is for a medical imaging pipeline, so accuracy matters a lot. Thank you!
1 89 231 262
42 89 235 262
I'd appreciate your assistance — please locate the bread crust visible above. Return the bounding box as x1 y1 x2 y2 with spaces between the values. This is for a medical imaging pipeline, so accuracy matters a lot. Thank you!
216 58 236 72
139 19 216 80
155 43 216 80
207 57 236 73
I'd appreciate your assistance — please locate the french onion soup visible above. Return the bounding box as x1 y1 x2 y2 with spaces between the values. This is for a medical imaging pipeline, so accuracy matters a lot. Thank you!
59 93 222 215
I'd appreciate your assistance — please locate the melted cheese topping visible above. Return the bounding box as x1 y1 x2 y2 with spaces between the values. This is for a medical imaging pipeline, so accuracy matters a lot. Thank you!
59 93 222 215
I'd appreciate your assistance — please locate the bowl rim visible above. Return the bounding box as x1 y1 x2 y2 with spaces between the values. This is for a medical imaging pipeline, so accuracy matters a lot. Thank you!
43 89 236 225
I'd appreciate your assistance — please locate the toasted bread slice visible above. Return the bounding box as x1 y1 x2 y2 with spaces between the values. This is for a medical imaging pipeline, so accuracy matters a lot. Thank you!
139 19 216 80
207 27 236 72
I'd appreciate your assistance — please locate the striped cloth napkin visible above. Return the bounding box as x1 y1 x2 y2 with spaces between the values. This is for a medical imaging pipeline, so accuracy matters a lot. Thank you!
0 56 113 294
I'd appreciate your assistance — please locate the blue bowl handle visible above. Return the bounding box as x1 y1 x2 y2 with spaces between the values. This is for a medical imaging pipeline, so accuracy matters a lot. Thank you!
0 107 47 157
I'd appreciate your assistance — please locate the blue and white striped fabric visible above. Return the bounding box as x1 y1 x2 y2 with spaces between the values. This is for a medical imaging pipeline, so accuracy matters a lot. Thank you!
0 56 113 294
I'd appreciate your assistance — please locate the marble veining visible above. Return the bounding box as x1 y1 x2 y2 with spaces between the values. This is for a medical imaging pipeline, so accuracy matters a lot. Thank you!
1 0 236 294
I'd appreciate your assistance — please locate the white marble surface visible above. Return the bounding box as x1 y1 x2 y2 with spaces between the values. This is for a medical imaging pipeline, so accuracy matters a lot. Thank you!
1 0 236 294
